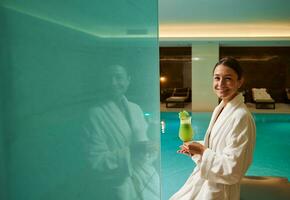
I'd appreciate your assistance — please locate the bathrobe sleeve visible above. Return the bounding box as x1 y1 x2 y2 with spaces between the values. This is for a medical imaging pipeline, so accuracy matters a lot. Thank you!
199 113 255 185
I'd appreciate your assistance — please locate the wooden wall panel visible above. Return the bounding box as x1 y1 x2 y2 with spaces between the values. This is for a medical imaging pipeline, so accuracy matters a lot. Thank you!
159 47 191 89
220 47 290 102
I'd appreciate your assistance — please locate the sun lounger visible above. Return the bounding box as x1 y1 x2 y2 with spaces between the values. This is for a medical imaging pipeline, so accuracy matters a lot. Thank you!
252 88 275 109
286 88 290 103
165 88 190 108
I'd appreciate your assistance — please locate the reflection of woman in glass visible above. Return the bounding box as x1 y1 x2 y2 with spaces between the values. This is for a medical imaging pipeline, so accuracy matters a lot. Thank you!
170 57 256 200
83 65 159 200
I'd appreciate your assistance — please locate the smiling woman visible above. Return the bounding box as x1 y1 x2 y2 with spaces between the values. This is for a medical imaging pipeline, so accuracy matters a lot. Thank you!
170 57 256 200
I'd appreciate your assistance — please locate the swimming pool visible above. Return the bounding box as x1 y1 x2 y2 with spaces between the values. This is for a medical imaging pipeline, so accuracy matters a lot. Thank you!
161 112 290 200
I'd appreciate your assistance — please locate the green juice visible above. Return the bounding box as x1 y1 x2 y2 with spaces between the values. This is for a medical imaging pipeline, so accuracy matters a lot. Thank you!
179 123 193 142
178 110 194 142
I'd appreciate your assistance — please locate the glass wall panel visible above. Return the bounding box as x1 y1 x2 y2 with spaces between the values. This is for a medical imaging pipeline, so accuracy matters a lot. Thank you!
0 1 160 199
0 5 9 199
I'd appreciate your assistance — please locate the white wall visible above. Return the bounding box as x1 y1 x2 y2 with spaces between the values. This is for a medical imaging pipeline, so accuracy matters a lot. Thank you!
191 43 219 111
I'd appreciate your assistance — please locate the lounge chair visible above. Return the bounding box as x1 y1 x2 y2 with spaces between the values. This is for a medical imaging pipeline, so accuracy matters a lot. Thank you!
165 88 190 108
252 88 275 109
286 88 290 103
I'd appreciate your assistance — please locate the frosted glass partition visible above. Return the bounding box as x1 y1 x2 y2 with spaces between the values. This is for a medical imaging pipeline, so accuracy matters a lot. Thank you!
0 5 8 199
0 1 160 200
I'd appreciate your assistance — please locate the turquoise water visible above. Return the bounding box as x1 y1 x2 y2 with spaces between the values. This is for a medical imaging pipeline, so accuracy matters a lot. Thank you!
161 112 290 200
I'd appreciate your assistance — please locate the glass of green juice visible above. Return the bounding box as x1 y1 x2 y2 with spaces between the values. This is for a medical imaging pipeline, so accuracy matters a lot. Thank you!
178 111 194 142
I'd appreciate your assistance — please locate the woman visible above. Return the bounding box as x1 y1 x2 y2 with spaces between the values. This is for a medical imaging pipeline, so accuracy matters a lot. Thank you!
170 57 256 200
83 65 159 200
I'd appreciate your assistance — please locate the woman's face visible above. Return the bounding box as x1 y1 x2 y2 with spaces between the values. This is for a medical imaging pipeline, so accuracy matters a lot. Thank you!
109 65 130 99
213 64 243 103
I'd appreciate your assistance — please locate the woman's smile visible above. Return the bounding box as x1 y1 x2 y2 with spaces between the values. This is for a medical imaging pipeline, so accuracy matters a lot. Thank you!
216 88 230 93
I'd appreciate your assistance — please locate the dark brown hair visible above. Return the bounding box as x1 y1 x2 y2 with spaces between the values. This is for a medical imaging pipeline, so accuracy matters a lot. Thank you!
213 57 243 80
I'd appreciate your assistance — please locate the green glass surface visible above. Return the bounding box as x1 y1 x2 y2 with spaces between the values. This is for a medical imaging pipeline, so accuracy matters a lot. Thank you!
0 1 159 199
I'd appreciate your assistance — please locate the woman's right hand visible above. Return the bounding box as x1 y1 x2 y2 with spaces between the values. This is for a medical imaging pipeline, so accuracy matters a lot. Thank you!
183 142 206 156
178 141 206 157
177 143 193 157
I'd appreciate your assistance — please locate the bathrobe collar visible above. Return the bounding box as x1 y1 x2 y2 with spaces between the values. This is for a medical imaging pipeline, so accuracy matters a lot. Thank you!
205 93 245 148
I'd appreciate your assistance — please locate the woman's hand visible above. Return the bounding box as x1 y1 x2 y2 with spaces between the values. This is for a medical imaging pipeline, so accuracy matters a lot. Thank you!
178 141 206 157
177 144 192 156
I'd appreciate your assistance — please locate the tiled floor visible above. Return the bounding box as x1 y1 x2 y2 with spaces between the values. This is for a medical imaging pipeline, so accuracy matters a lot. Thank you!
160 102 192 112
160 102 290 113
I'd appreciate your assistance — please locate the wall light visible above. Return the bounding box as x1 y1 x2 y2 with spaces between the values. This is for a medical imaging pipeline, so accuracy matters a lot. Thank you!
192 57 200 61
160 76 167 82
159 22 290 39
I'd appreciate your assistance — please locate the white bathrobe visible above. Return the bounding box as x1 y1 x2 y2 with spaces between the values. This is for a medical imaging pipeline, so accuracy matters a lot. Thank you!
83 96 159 200
170 93 256 200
